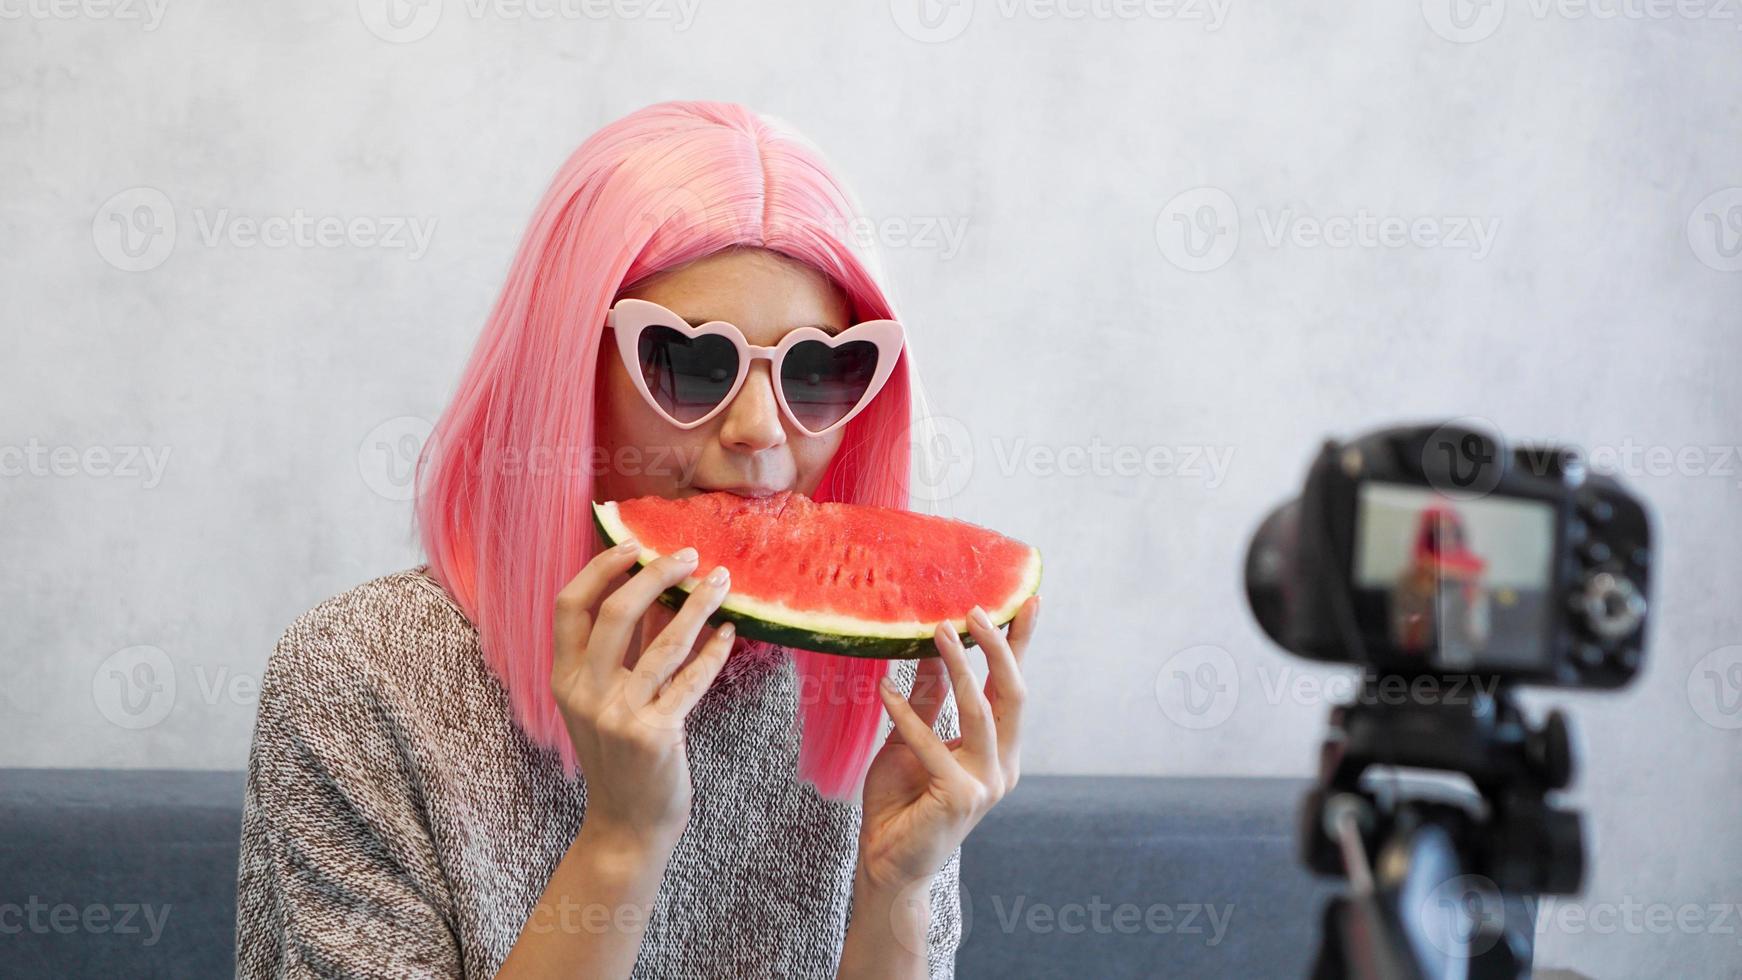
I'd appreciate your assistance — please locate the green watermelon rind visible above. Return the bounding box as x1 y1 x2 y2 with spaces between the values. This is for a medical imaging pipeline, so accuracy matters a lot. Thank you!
591 499 1042 660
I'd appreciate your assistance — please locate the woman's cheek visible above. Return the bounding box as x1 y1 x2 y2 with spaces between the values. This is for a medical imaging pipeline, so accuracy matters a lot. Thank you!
795 433 846 493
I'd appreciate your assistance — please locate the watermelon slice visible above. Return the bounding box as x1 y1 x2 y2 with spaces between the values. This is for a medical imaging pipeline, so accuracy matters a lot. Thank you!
591 490 1042 659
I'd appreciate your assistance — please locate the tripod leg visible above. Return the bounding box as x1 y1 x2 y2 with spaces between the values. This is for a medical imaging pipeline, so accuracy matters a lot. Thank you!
1311 899 1346 980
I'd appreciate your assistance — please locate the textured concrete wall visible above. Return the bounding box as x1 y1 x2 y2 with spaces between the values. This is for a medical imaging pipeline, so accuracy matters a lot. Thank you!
4 1 1739 975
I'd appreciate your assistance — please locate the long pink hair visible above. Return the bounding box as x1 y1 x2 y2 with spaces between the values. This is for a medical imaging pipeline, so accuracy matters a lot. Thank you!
415 101 912 800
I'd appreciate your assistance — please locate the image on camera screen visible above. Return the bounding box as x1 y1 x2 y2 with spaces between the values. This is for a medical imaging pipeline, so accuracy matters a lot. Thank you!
1350 483 1557 672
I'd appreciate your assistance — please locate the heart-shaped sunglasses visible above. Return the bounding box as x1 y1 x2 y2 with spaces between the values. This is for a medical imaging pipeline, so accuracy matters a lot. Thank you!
605 298 904 437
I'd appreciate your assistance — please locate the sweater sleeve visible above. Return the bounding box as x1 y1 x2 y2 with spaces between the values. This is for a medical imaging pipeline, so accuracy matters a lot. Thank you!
925 671 966 980
925 843 964 980
235 600 462 980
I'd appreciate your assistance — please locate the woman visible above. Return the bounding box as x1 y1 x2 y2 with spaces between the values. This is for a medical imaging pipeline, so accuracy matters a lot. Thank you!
236 101 1040 979
1389 503 1490 661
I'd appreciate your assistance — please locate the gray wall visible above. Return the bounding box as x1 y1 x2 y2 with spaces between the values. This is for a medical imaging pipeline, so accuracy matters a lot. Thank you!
5 1 1740 976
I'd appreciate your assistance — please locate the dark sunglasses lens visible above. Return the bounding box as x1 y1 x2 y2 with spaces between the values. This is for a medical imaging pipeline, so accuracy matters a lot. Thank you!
637 325 739 424
779 340 882 433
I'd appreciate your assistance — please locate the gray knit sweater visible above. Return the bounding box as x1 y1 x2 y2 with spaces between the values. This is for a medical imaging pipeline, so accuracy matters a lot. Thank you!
235 568 962 979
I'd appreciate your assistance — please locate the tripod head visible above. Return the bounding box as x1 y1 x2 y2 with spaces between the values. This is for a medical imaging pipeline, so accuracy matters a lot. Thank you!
1303 676 1583 897
1299 676 1583 980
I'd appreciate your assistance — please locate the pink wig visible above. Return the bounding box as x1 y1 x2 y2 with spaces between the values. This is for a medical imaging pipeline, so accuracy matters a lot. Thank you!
415 101 912 800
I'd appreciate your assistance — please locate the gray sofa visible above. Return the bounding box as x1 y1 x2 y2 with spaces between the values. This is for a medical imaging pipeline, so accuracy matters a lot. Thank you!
0 770 1335 978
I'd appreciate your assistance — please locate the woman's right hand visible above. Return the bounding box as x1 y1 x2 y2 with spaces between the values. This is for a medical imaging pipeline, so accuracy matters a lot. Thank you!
550 538 735 855
498 541 733 978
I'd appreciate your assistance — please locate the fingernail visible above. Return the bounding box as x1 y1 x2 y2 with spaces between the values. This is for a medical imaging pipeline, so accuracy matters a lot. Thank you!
705 565 729 586
673 547 698 563
879 676 898 693
970 606 991 628
719 622 735 640
616 539 640 553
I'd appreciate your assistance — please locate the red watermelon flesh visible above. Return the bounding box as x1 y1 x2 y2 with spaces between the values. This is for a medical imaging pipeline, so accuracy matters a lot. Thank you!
591 490 1042 659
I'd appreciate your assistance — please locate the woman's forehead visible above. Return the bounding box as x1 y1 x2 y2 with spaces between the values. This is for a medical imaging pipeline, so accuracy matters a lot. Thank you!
620 248 851 343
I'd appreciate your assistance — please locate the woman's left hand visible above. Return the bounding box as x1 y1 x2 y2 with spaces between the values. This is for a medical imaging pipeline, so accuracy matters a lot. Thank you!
856 594 1040 897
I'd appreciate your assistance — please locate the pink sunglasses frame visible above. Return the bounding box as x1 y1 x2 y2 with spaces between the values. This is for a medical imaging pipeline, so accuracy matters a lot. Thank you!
605 298 905 437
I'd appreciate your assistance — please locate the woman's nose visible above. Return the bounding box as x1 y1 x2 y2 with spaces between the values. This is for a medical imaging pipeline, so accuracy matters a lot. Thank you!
718 362 787 453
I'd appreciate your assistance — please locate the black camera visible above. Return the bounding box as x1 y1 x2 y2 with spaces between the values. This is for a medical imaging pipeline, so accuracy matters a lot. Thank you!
1243 422 1656 979
1245 422 1652 689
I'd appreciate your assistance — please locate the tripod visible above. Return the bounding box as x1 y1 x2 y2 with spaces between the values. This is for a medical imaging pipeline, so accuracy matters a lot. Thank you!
1301 676 1583 980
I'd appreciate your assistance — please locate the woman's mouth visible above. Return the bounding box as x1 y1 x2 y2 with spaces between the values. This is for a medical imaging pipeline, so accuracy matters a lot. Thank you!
693 483 784 498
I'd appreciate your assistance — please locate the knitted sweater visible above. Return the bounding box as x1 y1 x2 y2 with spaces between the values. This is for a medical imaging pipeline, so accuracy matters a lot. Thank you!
235 568 962 979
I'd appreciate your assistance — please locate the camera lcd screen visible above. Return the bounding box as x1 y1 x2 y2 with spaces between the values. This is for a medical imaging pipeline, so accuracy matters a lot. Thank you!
1351 483 1557 672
